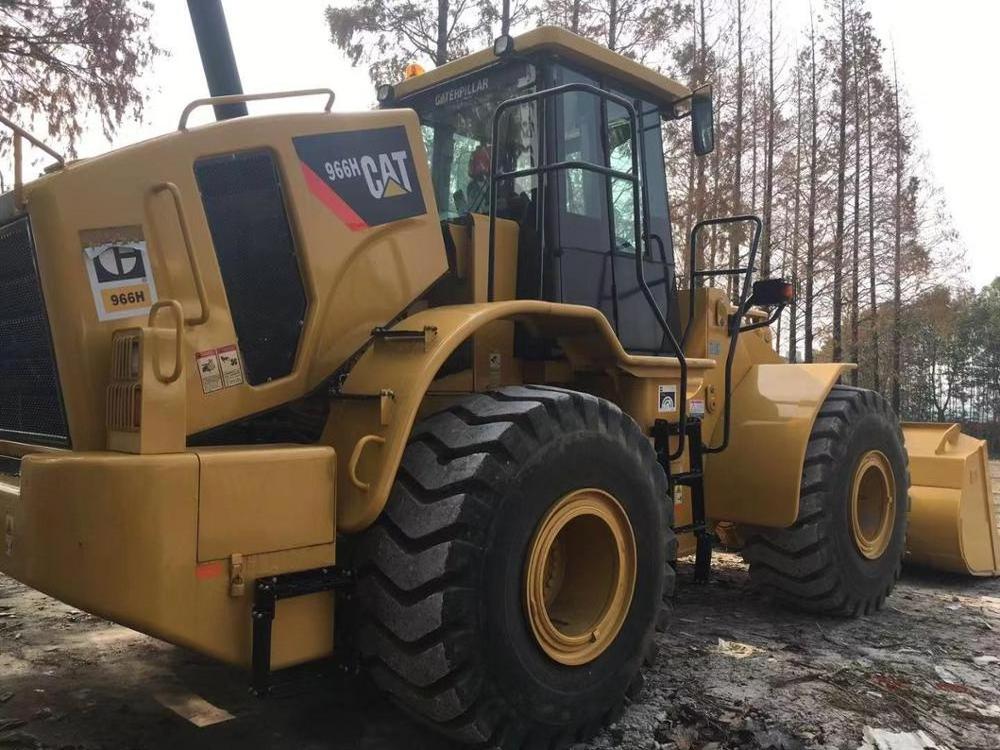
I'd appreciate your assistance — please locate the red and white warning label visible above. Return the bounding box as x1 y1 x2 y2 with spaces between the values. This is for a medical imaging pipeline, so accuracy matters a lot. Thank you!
194 345 244 394
216 345 244 388
195 349 223 394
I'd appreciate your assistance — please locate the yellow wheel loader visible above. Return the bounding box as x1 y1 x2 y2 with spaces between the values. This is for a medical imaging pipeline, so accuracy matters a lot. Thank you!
1 11 997 748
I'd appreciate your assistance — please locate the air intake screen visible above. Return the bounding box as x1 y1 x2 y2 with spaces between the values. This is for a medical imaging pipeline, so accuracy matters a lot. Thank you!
194 150 307 385
0 216 69 446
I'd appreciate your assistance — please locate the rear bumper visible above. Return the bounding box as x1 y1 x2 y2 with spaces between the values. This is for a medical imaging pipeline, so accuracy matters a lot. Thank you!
0 445 338 667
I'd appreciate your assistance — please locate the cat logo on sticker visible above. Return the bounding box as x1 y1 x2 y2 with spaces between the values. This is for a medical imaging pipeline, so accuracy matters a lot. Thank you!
293 126 426 231
81 226 157 322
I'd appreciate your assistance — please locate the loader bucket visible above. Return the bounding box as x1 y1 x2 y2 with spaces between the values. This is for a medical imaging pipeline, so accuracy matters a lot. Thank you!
902 423 1000 575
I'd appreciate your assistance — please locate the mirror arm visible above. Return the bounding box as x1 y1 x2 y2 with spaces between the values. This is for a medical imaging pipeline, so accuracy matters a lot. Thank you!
665 83 714 120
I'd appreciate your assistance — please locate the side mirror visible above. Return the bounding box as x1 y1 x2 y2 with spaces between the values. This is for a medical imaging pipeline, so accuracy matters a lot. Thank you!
691 91 715 156
748 278 795 308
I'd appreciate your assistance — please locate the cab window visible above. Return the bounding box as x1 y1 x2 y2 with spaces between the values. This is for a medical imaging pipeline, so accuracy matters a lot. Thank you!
408 63 538 219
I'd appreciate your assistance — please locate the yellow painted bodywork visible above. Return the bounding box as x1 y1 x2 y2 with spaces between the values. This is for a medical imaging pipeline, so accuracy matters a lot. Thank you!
703 363 852 527
21 107 446 452
329 298 714 532
0 445 336 668
903 423 1000 575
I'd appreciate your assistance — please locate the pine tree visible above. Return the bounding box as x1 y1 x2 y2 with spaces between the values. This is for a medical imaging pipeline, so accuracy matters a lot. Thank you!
830 0 849 363
0 0 159 157
761 0 777 278
804 11 820 362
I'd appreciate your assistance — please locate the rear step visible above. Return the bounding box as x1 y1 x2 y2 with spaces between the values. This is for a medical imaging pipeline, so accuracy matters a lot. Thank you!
251 566 356 696
903 423 1000 576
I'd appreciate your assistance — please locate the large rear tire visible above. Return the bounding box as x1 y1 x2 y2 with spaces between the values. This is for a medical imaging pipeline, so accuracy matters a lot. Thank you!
743 385 909 616
357 386 675 748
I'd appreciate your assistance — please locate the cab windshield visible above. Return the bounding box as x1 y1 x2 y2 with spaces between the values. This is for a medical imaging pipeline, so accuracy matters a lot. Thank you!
403 62 539 219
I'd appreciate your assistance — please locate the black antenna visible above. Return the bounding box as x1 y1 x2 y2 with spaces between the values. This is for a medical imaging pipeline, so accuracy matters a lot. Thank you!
186 0 248 120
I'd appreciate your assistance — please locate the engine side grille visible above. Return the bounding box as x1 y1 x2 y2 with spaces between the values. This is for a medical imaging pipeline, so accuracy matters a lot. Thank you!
0 216 69 447
107 331 141 433
194 150 307 386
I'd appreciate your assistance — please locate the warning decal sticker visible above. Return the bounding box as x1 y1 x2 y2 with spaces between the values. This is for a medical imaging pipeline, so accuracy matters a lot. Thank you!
293 126 426 231
658 384 677 413
196 345 245 394
217 345 244 388
196 349 223 394
81 226 158 322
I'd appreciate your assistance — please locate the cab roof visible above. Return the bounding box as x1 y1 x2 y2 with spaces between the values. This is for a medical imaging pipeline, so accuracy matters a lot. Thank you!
391 26 691 108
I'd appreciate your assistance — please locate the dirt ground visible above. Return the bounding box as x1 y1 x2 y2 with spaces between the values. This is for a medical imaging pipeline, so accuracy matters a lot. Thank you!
1 467 998 750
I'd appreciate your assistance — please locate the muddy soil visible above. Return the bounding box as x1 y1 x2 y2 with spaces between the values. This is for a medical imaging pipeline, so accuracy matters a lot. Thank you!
1 467 998 750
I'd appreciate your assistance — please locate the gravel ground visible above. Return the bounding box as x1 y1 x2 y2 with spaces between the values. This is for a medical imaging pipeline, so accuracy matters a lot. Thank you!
1 465 998 750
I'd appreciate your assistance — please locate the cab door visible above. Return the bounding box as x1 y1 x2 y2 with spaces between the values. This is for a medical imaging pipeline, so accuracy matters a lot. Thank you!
546 64 680 354
548 66 618 330
606 97 680 354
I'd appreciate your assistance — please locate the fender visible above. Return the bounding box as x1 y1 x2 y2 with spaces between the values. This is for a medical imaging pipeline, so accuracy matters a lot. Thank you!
327 300 714 532
703 363 852 527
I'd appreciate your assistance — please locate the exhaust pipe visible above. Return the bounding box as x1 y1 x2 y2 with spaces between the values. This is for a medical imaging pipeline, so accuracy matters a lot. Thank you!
186 0 248 120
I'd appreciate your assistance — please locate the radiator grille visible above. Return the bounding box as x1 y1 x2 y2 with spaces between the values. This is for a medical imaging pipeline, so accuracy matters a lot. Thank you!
0 216 69 446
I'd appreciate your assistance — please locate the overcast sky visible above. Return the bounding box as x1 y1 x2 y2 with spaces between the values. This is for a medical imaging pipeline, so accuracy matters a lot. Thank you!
76 0 998 290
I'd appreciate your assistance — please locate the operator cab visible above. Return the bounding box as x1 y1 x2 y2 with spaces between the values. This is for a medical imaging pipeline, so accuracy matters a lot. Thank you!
382 27 706 356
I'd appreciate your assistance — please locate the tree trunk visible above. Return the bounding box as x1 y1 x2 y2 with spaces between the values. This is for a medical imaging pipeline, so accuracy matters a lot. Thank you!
750 62 758 216
694 0 708 272
865 53 880 391
761 0 776 278
608 0 618 50
849 13 861 385
788 64 803 363
831 0 848 363
685 9 698 278
728 0 745 300
435 0 449 65
805 15 818 363
570 0 580 33
891 54 903 412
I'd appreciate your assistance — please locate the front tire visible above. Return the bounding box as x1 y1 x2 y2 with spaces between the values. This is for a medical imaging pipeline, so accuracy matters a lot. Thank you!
743 385 909 616
357 386 674 748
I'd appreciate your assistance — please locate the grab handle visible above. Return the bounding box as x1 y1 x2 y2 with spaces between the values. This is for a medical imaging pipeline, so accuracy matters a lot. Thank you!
150 182 210 326
348 434 386 492
178 88 335 130
148 300 184 384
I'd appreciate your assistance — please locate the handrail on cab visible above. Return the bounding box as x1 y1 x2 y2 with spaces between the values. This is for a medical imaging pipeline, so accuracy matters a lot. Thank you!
177 88 336 131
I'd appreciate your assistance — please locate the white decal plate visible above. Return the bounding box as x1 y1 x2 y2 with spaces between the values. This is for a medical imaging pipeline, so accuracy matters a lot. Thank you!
658 385 677 413
81 227 158 322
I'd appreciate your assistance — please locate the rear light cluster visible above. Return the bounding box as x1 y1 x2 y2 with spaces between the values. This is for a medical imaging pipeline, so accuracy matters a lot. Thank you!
107 332 141 432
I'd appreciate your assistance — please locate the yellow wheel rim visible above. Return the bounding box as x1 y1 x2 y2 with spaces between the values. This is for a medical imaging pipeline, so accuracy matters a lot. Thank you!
849 450 896 560
524 488 637 666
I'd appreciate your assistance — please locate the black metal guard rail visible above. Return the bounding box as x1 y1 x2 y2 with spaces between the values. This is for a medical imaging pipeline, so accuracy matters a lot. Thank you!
486 82 690 461
681 215 763 455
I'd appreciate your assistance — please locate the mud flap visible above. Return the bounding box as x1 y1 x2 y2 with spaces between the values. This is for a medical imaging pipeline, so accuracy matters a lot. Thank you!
903 423 1000 575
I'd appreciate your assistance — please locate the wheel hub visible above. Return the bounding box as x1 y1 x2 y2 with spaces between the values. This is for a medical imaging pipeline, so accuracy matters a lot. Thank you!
850 450 896 560
524 488 637 666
